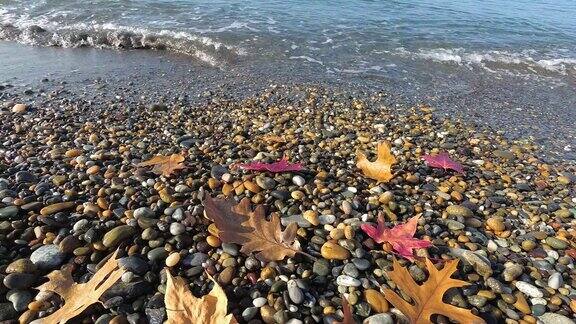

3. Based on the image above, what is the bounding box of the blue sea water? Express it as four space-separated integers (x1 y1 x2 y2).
1 0 575 78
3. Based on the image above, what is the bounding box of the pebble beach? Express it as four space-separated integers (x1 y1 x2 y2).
0 82 575 324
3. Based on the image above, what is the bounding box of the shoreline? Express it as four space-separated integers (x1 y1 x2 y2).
1 76 575 323
1 40 575 162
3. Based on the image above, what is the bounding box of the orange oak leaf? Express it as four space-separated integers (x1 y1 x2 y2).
356 141 397 183
137 154 186 177
165 271 237 324
384 258 486 324
203 195 301 261
361 215 431 260
31 251 124 324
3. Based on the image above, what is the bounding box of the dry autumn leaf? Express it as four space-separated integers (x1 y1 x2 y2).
165 271 237 324
203 195 302 261
335 297 356 324
384 258 486 324
31 251 124 324
137 154 185 177
356 141 396 183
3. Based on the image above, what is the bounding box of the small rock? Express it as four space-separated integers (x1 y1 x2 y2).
103 225 136 247
446 205 473 218
364 313 394 324
321 242 350 260
547 273 563 290
336 275 361 287
538 313 575 324
515 281 544 298
12 103 27 113
30 245 66 270
287 280 304 304
292 175 305 186
40 202 76 216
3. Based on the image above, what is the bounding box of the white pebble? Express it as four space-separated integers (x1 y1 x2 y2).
548 273 563 290
515 281 543 298
336 275 361 287
253 297 267 307
292 175 305 186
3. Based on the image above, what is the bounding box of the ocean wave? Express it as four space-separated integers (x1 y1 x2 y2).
0 13 244 67
397 48 576 76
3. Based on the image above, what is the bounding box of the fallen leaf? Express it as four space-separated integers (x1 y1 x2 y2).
335 297 356 324
165 271 237 324
235 157 303 173
384 258 486 324
32 251 124 324
422 152 464 174
356 141 396 183
361 215 431 260
204 195 301 261
137 154 186 177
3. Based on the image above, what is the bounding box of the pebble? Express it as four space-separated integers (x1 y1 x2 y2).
7 290 32 312
12 103 27 113
287 280 304 304
0 206 19 219
336 275 361 287
30 244 66 270
320 242 350 260
515 281 544 298
365 289 389 313
292 175 305 186
3 273 36 289
446 205 473 217
545 237 568 249
5 258 36 274
547 273 563 289
253 297 267 307
39 202 76 216
169 223 185 235
103 225 137 247
313 259 330 276
538 313 575 324
364 313 394 324
165 253 181 267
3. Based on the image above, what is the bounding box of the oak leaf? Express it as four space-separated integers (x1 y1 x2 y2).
165 271 237 324
335 297 356 324
137 154 186 177
361 215 431 260
422 152 464 174
356 141 396 183
203 195 301 261
235 157 303 173
384 258 486 324
31 251 124 324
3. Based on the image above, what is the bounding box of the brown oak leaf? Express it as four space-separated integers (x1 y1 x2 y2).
137 154 185 177
356 141 397 183
31 251 124 324
335 297 356 324
384 258 486 324
165 271 237 324
203 195 301 261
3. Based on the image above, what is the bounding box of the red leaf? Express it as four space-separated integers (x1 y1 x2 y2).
422 152 464 174
235 157 303 173
361 215 432 260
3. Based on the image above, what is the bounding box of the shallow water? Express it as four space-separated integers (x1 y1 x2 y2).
1 0 575 79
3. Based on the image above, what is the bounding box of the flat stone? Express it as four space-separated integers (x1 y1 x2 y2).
103 225 136 247
538 313 574 324
0 206 19 219
7 290 32 311
40 202 76 216
3 273 36 289
183 253 209 267
515 281 544 298
118 256 150 275
312 259 330 276
547 273 563 290
364 313 394 324
336 275 361 287
5 258 36 274
455 249 493 278
365 289 389 313
446 205 474 217
134 207 155 219
545 237 568 249
12 103 27 113
287 280 304 304
321 242 350 260
30 245 66 270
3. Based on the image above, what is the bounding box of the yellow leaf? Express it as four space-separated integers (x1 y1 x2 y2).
384 258 485 324
165 271 237 324
137 154 185 177
356 141 396 183
32 251 124 324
